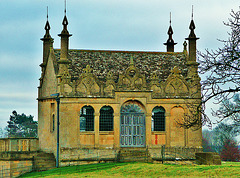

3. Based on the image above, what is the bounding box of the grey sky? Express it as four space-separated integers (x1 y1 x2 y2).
0 0 239 128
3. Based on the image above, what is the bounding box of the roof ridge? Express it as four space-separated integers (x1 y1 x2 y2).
53 48 184 54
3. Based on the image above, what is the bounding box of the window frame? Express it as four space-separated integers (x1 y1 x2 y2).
99 106 114 132
151 106 165 132
80 106 95 132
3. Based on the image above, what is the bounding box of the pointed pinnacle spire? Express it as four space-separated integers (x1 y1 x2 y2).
62 15 68 29
192 5 194 20
168 12 173 36
185 6 199 62
189 5 195 30
60 0 70 35
43 6 51 39
41 6 54 68
62 0 68 30
65 0 67 15
170 12 172 26
189 20 195 30
47 6 48 20
187 6 198 39
164 12 177 52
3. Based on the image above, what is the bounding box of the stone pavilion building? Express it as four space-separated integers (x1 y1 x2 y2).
38 12 202 163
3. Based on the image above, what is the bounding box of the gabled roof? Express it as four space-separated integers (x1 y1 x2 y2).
54 49 188 82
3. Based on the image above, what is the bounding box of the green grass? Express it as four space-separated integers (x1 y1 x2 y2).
19 162 240 178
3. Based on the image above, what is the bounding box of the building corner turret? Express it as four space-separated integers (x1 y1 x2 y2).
39 8 54 93
185 8 201 98
57 12 72 77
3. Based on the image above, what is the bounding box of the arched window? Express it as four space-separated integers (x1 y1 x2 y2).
152 106 165 131
80 106 94 131
100 106 114 131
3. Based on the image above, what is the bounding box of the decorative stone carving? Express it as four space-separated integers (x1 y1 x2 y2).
165 66 189 97
117 56 147 91
76 65 101 96
150 73 162 97
104 71 115 97
60 70 73 96
186 62 201 98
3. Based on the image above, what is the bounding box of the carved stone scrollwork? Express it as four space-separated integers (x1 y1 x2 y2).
150 73 162 97
76 65 101 97
186 63 201 98
189 76 201 98
164 66 189 97
117 56 147 91
104 71 115 97
60 70 73 96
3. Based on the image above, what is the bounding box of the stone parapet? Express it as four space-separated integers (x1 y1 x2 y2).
0 138 39 152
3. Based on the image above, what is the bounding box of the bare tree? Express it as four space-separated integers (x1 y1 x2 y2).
182 9 240 128
200 9 240 126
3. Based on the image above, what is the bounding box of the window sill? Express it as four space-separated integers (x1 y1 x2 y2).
79 131 95 135
151 131 166 135
99 131 114 135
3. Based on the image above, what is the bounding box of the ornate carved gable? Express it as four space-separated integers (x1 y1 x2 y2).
117 56 147 91
186 62 201 98
48 49 200 99
150 73 162 97
104 71 116 97
76 65 101 96
164 66 189 97
60 70 73 96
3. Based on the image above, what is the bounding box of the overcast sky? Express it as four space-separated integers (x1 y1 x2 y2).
0 0 239 128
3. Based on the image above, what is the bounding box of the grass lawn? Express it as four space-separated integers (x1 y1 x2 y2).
20 161 240 178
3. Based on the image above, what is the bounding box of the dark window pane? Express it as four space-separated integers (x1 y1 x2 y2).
100 106 114 131
152 107 165 131
80 106 94 131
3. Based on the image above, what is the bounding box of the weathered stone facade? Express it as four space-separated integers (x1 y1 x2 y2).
38 14 202 162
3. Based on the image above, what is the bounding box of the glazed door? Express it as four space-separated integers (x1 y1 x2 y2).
120 103 145 147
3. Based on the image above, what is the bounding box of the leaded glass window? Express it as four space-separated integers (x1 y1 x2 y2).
80 106 94 131
100 106 114 131
152 106 165 131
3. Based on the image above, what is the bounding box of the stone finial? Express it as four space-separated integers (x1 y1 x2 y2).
188 19 197 38
164 12 177 52
61 0 69 34
40 7 53 68
58 1 72 69
43 7 51 39
183 41 187 51
185 8 199 62
44 21 51 38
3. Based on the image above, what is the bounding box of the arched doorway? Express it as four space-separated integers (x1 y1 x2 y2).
120 100 145 147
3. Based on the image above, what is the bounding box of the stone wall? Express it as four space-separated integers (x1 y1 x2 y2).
0 160 33 178
0 138 39 152
60 147 118 166
149 146 203 161
0 138 39 177
59 146 203 166
38 94 202 156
